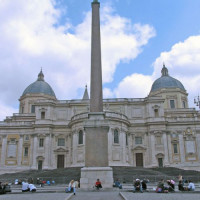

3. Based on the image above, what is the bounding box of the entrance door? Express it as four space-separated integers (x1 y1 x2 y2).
136 153 143 167
57 155 64 168
38 160 43 170
158 158 163 167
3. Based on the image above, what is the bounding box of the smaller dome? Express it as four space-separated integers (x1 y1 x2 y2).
150 64 185 93
22 70 56 97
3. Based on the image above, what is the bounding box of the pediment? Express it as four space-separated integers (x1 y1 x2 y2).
156 153 164 158
132 145 146 151
54 147 68 152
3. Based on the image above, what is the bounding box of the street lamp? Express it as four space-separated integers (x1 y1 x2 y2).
194 95 200 109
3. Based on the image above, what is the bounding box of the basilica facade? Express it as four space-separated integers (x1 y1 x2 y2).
1 0 200 174
0 65 200 174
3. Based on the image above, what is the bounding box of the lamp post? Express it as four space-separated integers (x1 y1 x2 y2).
194 95 200 109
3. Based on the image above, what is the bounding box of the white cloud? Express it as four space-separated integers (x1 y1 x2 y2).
0 0 155 120
113 74 153 98
112 35 200 109
153 35 200 107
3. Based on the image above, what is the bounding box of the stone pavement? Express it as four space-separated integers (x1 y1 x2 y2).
72 191 122 200
2 191 200 200
120 192 200 200
1 183 200 200
0 193 71 200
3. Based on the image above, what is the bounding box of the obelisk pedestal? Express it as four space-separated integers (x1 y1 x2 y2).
80 113 113 189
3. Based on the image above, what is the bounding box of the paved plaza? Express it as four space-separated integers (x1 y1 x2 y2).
1 191 200 200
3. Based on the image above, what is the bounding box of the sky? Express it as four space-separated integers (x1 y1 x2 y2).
0 0 200 121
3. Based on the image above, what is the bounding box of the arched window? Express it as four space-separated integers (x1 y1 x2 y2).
114 129 119 144
78 130 83 144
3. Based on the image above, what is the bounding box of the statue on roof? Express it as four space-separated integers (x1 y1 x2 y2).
161 63 169 76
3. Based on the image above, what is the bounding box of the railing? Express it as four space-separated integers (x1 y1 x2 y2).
165 108 196 113
71 111 129 122
13 113 35 117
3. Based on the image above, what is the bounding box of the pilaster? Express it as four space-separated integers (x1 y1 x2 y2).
163 132 170 166
0 135 7 166
17 135 23 166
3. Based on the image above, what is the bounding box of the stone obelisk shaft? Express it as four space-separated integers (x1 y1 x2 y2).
90 1 103 112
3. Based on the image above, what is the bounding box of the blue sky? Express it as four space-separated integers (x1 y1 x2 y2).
0 0 200 120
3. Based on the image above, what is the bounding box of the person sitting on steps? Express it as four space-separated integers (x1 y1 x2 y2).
113 179 122 189
95 179 102 190
66 180 76 195
133 179 143 193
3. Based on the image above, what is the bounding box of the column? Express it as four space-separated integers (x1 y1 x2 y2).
44 135 50 169
196 133 200 162
0 135 7 166
167 134 173 163
179 133 185 163
163 132 170 166
32 135 38 169
150 133 157 166
17 135 23 166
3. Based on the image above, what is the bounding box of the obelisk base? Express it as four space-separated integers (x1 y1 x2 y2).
80 167 113 189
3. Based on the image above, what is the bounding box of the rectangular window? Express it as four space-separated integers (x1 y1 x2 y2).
170 100 175 109
41 112 45 119
173 143 178 154
24 147 28 157
21 106 24 114
58 138 65 146
156 136 162 145
10 138 16 144
114 130 119 144
39 138 44 147
135 137 142 145
126 134 128 146
182 101 186 108
25 135 29 141
78 131 83 145
154 109 159 117
31 105 35 113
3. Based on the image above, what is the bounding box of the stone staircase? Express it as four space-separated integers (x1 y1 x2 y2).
113 167 200 183
0 167 200 184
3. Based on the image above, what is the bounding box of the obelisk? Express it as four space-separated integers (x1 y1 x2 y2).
80 0 113 189
90 0 103 112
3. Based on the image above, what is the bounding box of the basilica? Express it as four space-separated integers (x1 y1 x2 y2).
0 65 200 174
0 1 200 174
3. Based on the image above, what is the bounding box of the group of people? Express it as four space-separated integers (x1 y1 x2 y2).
156 177 195 193
156 179 175 193
36 178 55 187
66 178 103 195
22 181 37 192
0 181 10 195
133 179 149 193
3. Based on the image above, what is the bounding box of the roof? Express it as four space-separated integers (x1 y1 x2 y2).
150 65 185 93
22 70 56 97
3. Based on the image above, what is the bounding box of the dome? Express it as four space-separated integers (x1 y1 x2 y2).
150 65 185 93
22 70 56 97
